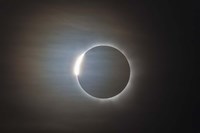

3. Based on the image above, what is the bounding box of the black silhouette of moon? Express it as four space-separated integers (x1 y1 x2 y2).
77 45 130 99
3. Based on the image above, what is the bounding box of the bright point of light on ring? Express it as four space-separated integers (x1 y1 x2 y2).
74 53 85 76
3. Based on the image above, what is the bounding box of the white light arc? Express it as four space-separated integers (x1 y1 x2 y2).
74 53 85 76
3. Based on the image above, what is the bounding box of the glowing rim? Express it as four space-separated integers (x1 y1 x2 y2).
74 43 133 101
74 53 85 76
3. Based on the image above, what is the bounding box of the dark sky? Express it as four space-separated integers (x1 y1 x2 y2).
1 0 198 133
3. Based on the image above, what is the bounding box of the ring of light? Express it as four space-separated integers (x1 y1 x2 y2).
74 44 132 101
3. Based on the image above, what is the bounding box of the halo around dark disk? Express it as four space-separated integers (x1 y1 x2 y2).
77 45 130 99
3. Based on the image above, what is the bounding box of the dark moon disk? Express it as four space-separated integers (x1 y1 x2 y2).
78 46 130 99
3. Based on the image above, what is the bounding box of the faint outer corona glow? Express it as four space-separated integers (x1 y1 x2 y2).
74 43 133 102
74 53 85 76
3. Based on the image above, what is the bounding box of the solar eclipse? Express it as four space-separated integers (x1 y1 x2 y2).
74 45 131 99
2 1 195 132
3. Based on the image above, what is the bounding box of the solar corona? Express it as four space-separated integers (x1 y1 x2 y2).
74 44 131 100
